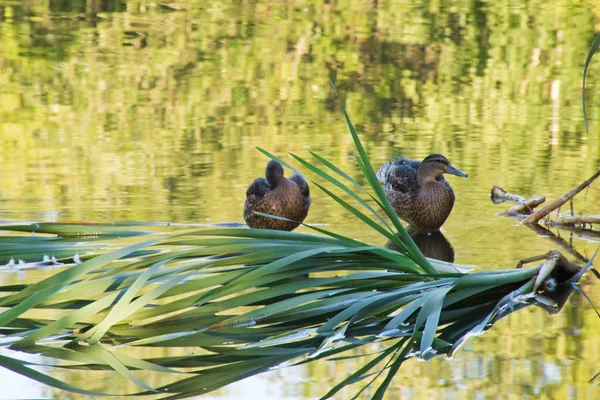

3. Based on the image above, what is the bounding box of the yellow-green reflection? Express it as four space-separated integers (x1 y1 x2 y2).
1 0 600 398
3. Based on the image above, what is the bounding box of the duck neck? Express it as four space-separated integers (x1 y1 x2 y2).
267 175 283 188
417 167 437 186
265 171 283 189
266 163 284 188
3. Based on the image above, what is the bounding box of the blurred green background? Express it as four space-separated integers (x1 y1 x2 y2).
1 0 600 398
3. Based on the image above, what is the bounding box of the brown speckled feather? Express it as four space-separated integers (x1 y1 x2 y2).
244 173 310 231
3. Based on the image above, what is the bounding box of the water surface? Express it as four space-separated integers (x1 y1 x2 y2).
1 0 600 398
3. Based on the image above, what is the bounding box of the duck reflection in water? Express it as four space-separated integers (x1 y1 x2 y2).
385 226 455 263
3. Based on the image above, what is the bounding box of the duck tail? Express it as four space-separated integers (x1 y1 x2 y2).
376 161 394 184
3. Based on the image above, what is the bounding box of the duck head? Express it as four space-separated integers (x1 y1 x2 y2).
265 160 285 188
417 154 467 184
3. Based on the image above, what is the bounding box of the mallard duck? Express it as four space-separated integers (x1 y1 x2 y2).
244 160 311 231
376 154 467 230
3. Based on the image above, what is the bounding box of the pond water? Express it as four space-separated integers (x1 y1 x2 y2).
1 0 600 398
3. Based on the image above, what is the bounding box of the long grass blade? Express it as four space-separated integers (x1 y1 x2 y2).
320 342 401 400
311 182 399 244
583 32 600 133
0 237 162 308
289 152 394 232
329 79 434 274
86 344 157 392
0 354 114 396
86 258 173 343
371 340 413 400
13 292 120 347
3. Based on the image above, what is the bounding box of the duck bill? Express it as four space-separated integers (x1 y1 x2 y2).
448 165 468 177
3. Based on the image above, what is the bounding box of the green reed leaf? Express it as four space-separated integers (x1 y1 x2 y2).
583 32 600 133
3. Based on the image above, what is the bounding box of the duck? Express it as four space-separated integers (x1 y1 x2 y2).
376 154 467 230
244 160 311 231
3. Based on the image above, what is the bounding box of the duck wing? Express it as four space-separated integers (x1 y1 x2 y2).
377 157 419 190
377 157 449 189
289 174 309 198
394 157 421 171
246 178 270 199
386 163 419 194
290 173 312 208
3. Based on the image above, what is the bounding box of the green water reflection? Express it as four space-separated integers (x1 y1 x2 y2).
1 0 600 398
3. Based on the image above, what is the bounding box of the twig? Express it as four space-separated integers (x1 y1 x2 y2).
522 169 600 224
501 196 546 216
570 198 575 216
553 214 600 226
514 249 581 281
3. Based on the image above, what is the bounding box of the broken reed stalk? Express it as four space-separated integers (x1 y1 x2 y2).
521 169 600 224
503 196 546 215
553 214 600 226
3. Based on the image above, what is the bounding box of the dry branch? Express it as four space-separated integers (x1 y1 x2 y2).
515 249 581 277
553 214 600 226
522 169 600 224
502 196 546 215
